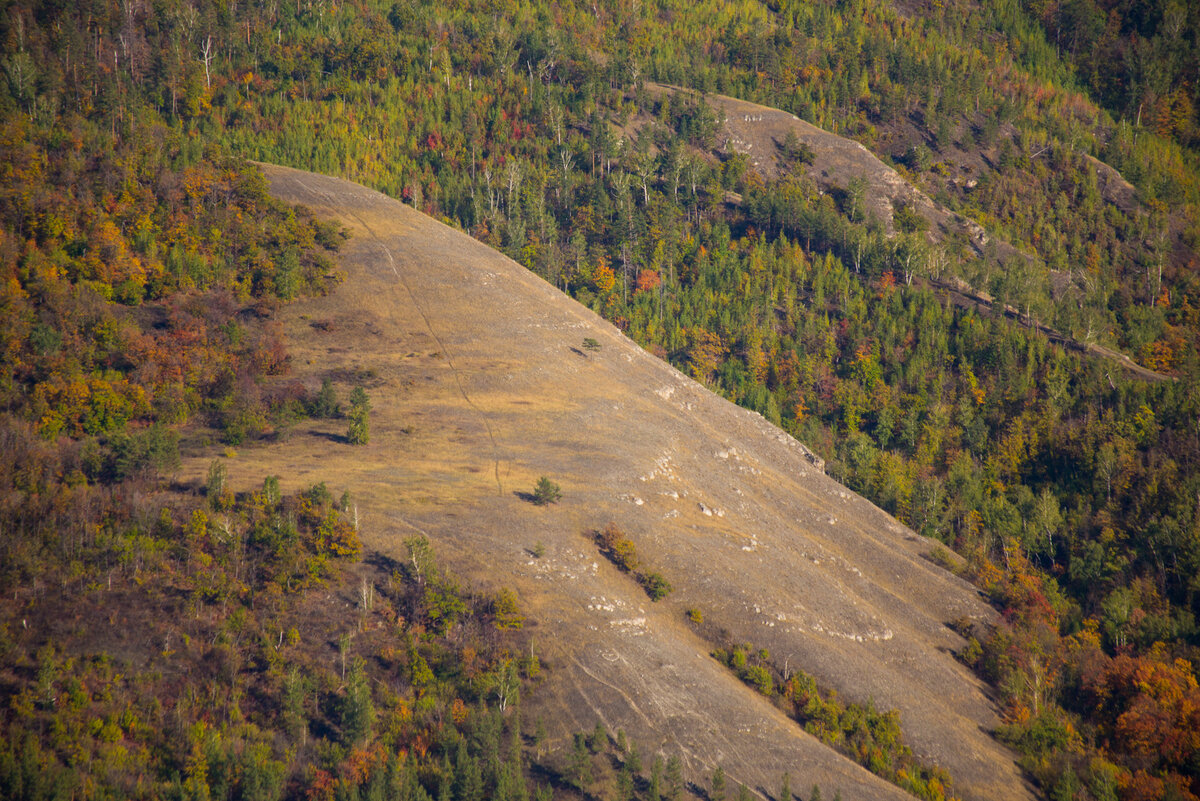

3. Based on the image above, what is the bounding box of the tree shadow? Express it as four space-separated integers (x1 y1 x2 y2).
168 478 203 494
311 430 348 444
364 551 403 575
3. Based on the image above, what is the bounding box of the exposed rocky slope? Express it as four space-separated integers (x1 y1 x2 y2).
180 164 1035 801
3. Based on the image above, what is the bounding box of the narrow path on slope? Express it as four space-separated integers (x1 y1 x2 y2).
289 172 507 496
243 163 1036 801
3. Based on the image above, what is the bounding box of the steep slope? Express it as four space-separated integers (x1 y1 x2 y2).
653 84 1172 383
646 83 989 249
181 164 1034 801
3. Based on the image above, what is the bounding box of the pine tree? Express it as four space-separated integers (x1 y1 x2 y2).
282 667 308 742
589 720 608 753
437 757 454 801
570 733 592 790
712 767 727 801
347 385 371 445
340 657 375 745
626 743 642 774
311 377 340 418
649 757 663 801
666 755 683 801
531 476 561 505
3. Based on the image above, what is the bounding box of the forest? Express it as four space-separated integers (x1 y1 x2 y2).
1 0 1198 798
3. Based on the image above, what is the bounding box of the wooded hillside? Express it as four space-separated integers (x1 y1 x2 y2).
1 0 1199 799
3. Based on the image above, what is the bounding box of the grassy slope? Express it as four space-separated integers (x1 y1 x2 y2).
170 162 1036 801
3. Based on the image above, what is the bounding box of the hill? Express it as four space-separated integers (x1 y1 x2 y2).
4 1 1200 798
175 163 1035 801
645 83 1173 383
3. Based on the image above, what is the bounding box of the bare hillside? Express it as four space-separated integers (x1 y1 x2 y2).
179 164 1034 801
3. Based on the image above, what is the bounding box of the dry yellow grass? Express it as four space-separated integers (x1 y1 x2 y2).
177 164 1034 801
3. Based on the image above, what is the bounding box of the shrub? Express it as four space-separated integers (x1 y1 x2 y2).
492 588 525 630
744 664 774 695
596 523 638 570
641 571 672 601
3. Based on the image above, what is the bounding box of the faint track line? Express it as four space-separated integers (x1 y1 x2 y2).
292 176 506 496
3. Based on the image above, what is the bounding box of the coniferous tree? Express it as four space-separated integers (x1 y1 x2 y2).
589 720 608 753
347 386 371 445
626 743 642 774
570 733 592 790
649 756 664 801
666 755 684 801
712 766 727 801
312 378 341 418
531 476 562 505
340 657 375 745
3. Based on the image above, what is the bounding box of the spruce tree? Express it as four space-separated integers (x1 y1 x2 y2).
712 767 727 801
649 757 663 801
311 377 340 418
666 755 683 801
347 385 371 445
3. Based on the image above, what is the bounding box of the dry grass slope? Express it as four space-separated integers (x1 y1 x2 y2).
178 164 1035 801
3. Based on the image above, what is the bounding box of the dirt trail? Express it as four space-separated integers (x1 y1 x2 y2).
931 276 1174 383
179 164 1036 801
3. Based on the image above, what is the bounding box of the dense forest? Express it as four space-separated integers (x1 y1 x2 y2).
1 0 1199 798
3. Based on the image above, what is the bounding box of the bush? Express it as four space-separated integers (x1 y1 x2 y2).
744 664 774 695
641 571 672 601
596 523 638 570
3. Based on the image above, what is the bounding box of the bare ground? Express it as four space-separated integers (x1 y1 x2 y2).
178 164 1036 801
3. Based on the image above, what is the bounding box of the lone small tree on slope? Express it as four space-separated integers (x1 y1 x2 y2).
532 476 562 505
